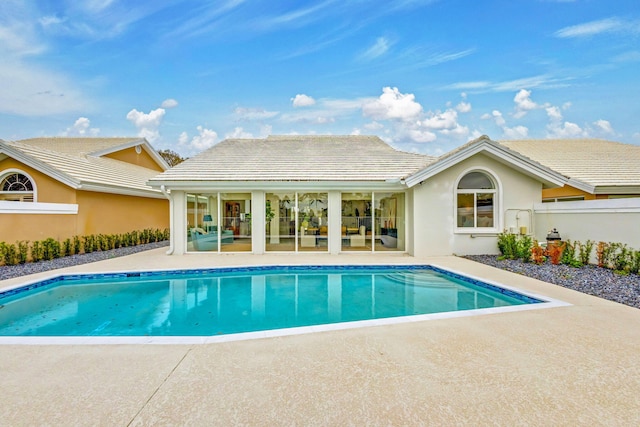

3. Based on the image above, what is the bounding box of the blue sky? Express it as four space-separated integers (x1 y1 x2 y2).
1 0 639 157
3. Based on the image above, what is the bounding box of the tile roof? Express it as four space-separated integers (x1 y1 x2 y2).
2 138 163 196
150 135 435 183
498 139 640 188
15 137 144 156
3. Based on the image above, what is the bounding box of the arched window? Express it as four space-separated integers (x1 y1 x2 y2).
0 172 35 202
456 171 496 229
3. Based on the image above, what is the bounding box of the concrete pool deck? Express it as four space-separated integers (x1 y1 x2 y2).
1 249 640 425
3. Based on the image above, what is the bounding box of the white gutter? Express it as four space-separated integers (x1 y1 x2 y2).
160 185 174 255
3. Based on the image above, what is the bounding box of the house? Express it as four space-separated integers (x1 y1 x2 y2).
148 134 570 256
0 137 170 243
499 139 640 202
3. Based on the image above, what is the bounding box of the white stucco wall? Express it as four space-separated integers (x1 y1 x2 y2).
534 198 640 251
411 153 543 257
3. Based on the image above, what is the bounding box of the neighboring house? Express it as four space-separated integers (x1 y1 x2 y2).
0 137 170 243
149 134 578 257
499 139 640 202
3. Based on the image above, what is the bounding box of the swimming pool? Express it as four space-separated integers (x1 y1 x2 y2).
0 265 557 344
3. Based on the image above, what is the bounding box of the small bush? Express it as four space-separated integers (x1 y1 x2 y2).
42 238 61 261
73 236 82 254
31 240 44 262
577 240 594 265
62 239 72 257
611 243 631 272
516 234 533 262
497 233 518 260
17 241 29 264
630 251 640 275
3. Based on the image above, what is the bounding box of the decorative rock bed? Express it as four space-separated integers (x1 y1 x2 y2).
0 241 169 281
465 255 640 309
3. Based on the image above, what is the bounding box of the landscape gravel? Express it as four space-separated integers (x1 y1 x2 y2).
0 241 169 281
465 255 640 309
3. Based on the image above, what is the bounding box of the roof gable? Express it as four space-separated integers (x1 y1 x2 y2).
1 138 165 198
404 135 568 188
16 137 169 171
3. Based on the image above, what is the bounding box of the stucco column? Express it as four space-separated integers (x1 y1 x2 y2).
328 190 341 254
252 191 265 254
172 190 186 255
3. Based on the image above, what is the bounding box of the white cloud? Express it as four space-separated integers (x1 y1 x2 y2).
180 126 219 152
545 106 584 138
502 125 529 139
456 101 471 113
358 36 392 61
161 98 178 108
362 87 423 121
126 107 166 142
291 94 316 107
407 128 437 143
63 117 100 136
491 110 506 127
234 106 279 120
554 17 635 38
225 127 253 139
513 89 539 118
592 119 614 134
545 106 563 121
420 109 458 130
0 60 88 116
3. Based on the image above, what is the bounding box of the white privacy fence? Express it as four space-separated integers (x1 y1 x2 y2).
533 198 640 249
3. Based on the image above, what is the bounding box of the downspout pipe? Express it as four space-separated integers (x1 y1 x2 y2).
160 185 174 255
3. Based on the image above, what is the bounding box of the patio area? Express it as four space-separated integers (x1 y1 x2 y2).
2 248 640 425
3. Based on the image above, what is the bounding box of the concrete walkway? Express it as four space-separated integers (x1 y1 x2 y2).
1 249 640 426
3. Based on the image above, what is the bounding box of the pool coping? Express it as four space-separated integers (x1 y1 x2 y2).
0 263 570 345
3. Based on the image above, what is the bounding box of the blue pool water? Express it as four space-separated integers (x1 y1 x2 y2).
0 265 542 337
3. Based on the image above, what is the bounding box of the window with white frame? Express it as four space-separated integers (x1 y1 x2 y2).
0 172 35 202
456 171 496 229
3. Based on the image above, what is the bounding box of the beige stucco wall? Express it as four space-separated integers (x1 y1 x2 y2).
76 191 168 235
103 147 164 172
534 199 640 251
0 158 76 203
411 153 543 257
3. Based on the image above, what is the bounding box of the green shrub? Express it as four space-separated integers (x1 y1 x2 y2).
577 240 594 265
31 240 44 262
73 236 82 254
497 233 518 259
1 242 19 266
62 239 72 257
561 240 581 267
42 238 61 261
17 241 29 264
630 251 640 275
611 243 631 272
516 234 533 262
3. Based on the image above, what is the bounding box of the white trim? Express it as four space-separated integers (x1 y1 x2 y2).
147 180 408 192
0 168 38 202
566 178 595 194
89 138 170 171
453 167 502 234
77 183 166 199
534 197 640 214
404 137 567 189
0 201 78 214
0 142 80 189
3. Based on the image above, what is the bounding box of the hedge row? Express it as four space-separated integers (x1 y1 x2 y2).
0 228 169 266
497 233 640 275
